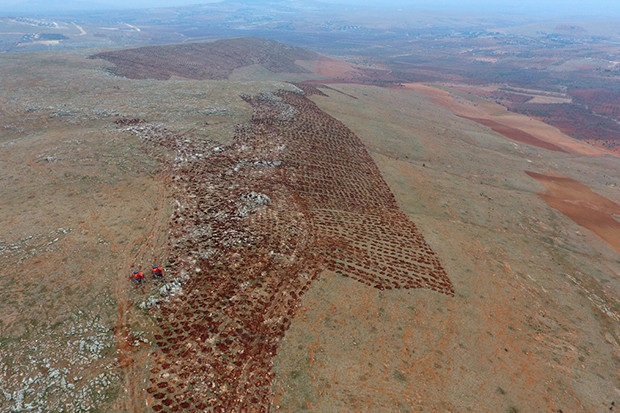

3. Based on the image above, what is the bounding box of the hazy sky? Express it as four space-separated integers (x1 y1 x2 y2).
2 0 620 17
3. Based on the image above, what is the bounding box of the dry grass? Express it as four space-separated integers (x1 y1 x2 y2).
272 83 620 413
0 49 303 411
2 45 618 412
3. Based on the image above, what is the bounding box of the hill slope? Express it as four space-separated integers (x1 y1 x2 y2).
91 37 319 80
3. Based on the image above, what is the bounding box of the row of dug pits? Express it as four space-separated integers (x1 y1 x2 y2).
122 84 453 412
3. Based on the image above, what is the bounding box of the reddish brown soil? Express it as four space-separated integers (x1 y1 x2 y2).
472 87 620 151
526 171 620 254
460 115 568 153
91 37 318 80
308 56 361 79
506 103 620 151
134 87 452 411
570 88 620 117
404 82 609 156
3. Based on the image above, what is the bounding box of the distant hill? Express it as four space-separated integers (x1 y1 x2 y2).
91 37 319 80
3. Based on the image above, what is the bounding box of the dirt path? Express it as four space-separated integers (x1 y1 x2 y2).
72 167 171 412
114 175 171 412
72 22 87 36
0 107 173 411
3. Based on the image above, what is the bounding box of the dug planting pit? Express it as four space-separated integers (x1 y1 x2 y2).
130 86 452 411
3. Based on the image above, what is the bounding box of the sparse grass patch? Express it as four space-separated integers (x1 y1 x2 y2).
393 370 407 383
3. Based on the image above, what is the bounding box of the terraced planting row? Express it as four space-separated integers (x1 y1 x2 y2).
278 86 453 296
127 85 452 411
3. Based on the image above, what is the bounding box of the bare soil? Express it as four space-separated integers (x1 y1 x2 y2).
297 56 362 80
272 83 620 413
460 115 568 153
525 171 620 254
403 82 610 157
2 43 618 413
135 85 452 412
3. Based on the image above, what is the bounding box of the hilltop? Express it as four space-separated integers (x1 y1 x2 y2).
91 37 319 80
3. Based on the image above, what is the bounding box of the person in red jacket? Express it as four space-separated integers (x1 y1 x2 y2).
151 265 164 281
132 270 145 285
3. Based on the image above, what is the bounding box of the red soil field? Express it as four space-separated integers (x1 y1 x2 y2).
461 116 568 153
570 88 620 118
526 171 620 254
404 82 608 156
507 103 620 153
479 87 620 153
